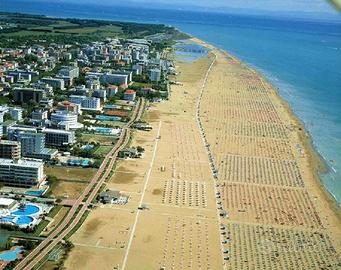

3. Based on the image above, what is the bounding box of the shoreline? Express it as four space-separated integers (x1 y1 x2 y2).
63 31 340 269
188 37 341 221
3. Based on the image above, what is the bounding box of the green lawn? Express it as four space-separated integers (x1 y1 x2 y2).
97 120 126 128
93 146 113 156
45 166 97 182
4 24 122 37
80 133 117 143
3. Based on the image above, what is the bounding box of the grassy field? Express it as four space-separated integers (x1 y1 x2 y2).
0 12 188 47
131 82 153 88
53 25 122 35
96 120 126 128
46 166 97 199
52 181 89 200
41 207 70 236
93 146 113 156
79 134 118 144
45 166 97 182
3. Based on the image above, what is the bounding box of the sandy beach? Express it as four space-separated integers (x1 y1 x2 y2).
63 38 341 270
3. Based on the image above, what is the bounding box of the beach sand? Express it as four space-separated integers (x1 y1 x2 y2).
63 38 341 270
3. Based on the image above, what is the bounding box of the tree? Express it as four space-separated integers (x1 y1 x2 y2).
137 146 145 153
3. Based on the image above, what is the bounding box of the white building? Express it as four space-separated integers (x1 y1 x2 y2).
70 95 101 111
32 109 48 121
0 198 17 209
51 110 83 129
101 73 128 86
0 105 9 123
9 107 23 121
41 77 65 90
58 66 79 79
69 95 85 105
0 158 45 188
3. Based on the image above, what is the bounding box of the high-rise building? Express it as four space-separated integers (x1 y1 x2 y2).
16 132 57 160
70 95 101 111
92 89 107 101
100 73 128 85
12 88 46 104
8 107 23 121
43 128 75 147
17 132 45 157
58 66 79 79
0 140 21 159
0 158 45 188
32 109 48 121
41 77 65 90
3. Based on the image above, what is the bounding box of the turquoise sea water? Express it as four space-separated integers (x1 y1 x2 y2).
1 1 341 205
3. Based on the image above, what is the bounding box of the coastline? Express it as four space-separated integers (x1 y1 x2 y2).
63 33 340 269
190 37 341 220
1 9 340 268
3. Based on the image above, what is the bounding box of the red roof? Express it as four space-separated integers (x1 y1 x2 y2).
125 89 136 94
106 110 129 117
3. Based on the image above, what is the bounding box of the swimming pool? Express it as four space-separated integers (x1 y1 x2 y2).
11 205 40 216
95 127 113 133
0 247 23 262
81 160 90 167
16 216 34 225
0 215 34 226
0 216 15 222
96 115 122 121
68 159 91 167
25 190 45 197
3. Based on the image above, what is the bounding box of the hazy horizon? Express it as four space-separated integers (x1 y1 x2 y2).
2 0 341 21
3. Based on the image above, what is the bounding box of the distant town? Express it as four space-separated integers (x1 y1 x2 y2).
0 12 182 269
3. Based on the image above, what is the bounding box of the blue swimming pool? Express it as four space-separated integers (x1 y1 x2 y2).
68 159 91 167
0 247 23 262
0 216 15 222
0 215 34 226
25 190 45 197
11 205 40 216
95 127 112 133
81 160 90 167
16 216 34 225
96 115 122 121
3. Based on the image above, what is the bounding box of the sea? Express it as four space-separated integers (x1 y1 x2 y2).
1 1 341 206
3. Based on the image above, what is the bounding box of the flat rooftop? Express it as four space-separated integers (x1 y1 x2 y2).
43 128 74 134
0 140 20 146
0 158 44 168
0 197 16 206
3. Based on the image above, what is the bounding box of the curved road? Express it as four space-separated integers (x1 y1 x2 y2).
14 98 145 270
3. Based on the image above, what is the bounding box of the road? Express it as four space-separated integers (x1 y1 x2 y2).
14 98 145 270
195 52 227 269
